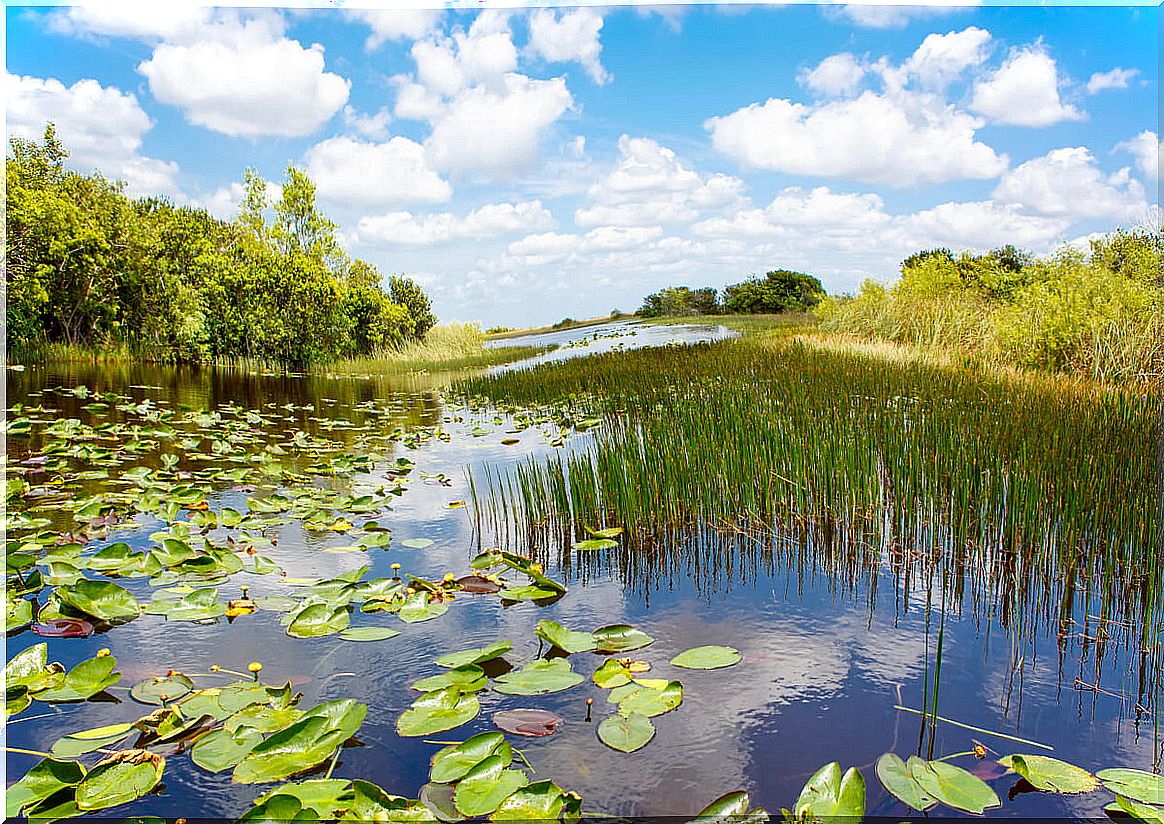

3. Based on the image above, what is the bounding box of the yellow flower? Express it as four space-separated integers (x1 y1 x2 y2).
248 661 262 673
209 664 220 672
96 648 111 657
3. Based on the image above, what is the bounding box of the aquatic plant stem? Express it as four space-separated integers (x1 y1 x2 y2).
7 747 53 758
892 705 1054 750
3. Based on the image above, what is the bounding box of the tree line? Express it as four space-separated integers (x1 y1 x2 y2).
6 124 435 368
636 270 826 318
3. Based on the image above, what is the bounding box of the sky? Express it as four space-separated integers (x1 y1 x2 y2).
6 2 1160 327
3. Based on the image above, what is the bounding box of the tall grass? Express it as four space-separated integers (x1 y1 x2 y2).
328 323 547 374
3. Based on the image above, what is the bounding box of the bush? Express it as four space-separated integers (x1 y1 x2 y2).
722 270 825 314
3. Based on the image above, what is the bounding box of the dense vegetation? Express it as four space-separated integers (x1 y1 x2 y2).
818 233 1162 384
6 125 434 368
636 270 826 318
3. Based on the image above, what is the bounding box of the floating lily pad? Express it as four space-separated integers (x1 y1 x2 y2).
1097 769 1164 805
399 593 449 624
435 641 513 669
32 617 94 638
430 732 512 784
617 680 683 718
75 750 165 811
401 538 435 549
593 659 633 689
51 722 136 759
492 709 564 737
287 602 350 638
499 585 562 602
55 579 141 621
191 726 264 773
453 755 528 817
413 665 488 693
876 754 937 812
593 624 653 653
693 790 769 822
597 712 655 753
571 539 618 552
455 575 501 594
397 687 481 737
5 757 86 818
490 780 568 821
131 673 195 705
35 654 121 702
584 526 624 539
8 598 34 632
492 659 583 696
338 626 401 642
1108 795 1164 823
910 759 999 815
670 645 741 670
794 761 866 820
233 716 348 784
535 619 596 653
1000 754 1098 794
145 587 226 622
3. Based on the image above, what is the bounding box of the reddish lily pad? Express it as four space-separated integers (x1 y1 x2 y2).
32 618 95 638
455 575 501 594
493 709 564 737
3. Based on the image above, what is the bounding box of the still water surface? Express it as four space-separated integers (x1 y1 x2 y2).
4 349 1157 821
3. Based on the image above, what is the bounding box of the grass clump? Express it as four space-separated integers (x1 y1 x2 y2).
328 323 546 375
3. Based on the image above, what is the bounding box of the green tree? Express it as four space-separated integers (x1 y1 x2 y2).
389 274 436 338
722 270 825 314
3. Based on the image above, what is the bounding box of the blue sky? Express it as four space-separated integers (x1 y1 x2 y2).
7 3 1159 327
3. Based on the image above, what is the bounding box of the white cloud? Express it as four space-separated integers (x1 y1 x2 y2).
47 3 210 40
138 15 350 138
355 200 554 247
408 12 518 99
903 27 991 89
901 200 1070 249
575 135 746 227
5 72 180 197
970 45 1084 127
349 9 443 49
342 105 392 140
822 1 972 30
1086 67 1139 94
706 91 1008 186
799 53 866 97
189 179 282 221
424 73 573 179
527 8 611 85
992 147 1147 220
303 135 452 207
1114 131 1160 182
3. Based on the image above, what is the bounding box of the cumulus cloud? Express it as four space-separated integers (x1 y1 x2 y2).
354 200 554 247
1086 67 1139 94
138 14 349 138
527 8 611 85
189 179 282 221
992 147 1147 220
1114 131 1160 181
799 53 866 97
706 91 1007 186
971 45 1084 127
900 200 1071 249
342 105 391 140
303 135 452 207
903 27 992 89
574 135 746 227
822 1 972 30
47 3 210 40
349 9 443 49
6 72 180 197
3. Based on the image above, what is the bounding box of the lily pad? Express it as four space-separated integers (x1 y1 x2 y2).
617 680 683 718
453 754 528 817
492 659 584 696
51 722 136 759
535 619 596 653
670 646 742 670
399 593 449 624
693 790 769 821
6 757 86 818
593 659 633 689
490 780 567 821
793 761 866 820
31 618 94 638
910 759 999 815
397 687 481 737
413 665 488 693
75 750 165 811
1109 795 1164 823
571 539 617 552
55 579 141 621
1097 769 1164 805
597 712 655 753
492 709 564 737
191 726 264 773
131 673 195 705
287 602 350 638
584 526 624 539
1000 754 1098 794
144 587 226 622
430 732 512 784
875 754 937 812
435 641 513 669
593 624 653 653
35 654 121 702
233 716 348 784
401 538 435 549
338 626 401 642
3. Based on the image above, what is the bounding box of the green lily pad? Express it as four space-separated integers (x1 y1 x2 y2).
1097 769 1164 805
693 790 769 821
399 593 449 624
875 754 937 812
233 716 348 784
130 673 195 705
144 587 226 622
499 585 562 602
793 761 866 820
490 780 567 821
453 754 528 817
413 665 488 693
346 779 437 821
6 757 86 818
492 659 584 696
287 602 350 638
35 654 121 702
75 750 165 811
251 778 352 818
910 759 999 815
55 579 141 621
1000 754 1098 794
397 687 481 737
338 626 401 642
7 597 33 632
535 619 596 653
430 732 512 784
1109 795 1164 823
617 680 683 718
571 539 618 552
584 526 623 539
4 643 64 693
670 645 742 670
401 538 435 549
597 712 655 753
191 726 264 773
593 659 633 689
435 641 513 669
51 722 136 759
593 624 653 653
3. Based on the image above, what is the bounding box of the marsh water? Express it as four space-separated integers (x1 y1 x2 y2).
4 344 1159 821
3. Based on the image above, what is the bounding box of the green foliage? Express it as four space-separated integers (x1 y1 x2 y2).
722 270 826 314
820 230 1162 383
637 286 719 318
6 124 437 368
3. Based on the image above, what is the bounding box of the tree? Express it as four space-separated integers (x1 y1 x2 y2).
722 270 825 314
389 275 436 338
636 286 719 317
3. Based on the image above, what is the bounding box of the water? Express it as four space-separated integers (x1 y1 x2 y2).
4 359 1158 821
485 320 737 373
